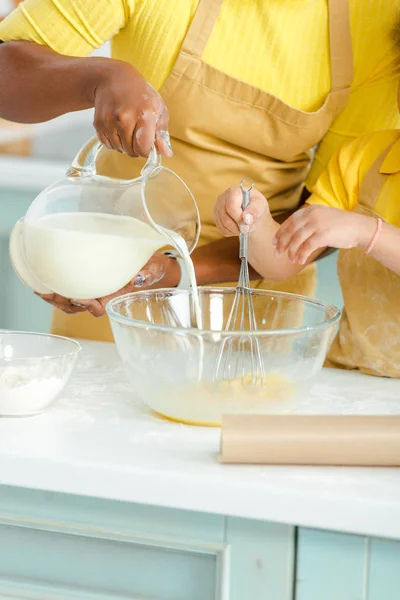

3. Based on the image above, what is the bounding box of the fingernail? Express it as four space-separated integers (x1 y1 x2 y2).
239 224 250 234
71 300 87 308
274 248 281 257
272 237 277 246
158 130 173 156
243 213 253 225
133 274 147 287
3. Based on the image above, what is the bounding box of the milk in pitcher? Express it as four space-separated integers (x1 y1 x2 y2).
24 211 203 330
23 212 167 299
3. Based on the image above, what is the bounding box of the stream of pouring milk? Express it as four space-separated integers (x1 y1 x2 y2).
23 212 203 328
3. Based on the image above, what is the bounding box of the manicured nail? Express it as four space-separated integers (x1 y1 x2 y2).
272 237 277 246
133 274 146 287
239 224 250 234
71 300 87 308
158 130 173 156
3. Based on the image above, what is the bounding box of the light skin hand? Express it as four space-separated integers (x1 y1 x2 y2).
273 205 376 264
214 186 270 236
214 186 310 281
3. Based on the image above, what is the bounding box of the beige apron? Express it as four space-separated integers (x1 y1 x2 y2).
326 141 400 377
52 0 353 341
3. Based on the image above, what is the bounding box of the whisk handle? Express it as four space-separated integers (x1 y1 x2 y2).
239 233 248 259
240 178 253 210
239 179 252 259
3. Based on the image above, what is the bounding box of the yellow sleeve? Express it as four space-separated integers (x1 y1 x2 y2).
0 0 133 56
307 130 400 211
306 134 376 211
307 79 400 190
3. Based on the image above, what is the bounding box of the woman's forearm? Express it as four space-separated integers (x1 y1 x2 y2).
191 223 305 286
0 41 115 123
191 237 261 285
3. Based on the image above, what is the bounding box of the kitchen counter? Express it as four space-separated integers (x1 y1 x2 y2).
0 340 399 541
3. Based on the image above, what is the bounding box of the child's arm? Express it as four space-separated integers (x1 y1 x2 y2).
214 134 400 281
214 187 324 281
360 220 400 275
214 187 400 281
273 205 400 275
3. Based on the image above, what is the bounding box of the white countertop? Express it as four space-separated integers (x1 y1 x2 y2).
0 341 399 539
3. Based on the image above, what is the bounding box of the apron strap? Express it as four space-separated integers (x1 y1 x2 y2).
328 0 353 92
358 140 398 211
180 0 224 58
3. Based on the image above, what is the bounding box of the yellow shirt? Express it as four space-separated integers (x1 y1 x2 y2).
307 129 400 227
0 0 400 188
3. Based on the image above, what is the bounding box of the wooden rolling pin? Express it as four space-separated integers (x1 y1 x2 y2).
220 415 400 466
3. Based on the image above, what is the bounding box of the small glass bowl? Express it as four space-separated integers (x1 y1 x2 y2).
0 331 81 417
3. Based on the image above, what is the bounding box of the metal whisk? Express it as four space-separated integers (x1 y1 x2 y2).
213 179 265 385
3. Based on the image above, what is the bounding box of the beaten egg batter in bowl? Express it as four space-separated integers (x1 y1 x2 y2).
107 288 340 426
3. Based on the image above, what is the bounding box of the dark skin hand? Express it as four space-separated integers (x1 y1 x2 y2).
37 254 180 317
0 42 329 317
36 237 261 317
37 190 330 318
0 41 172 157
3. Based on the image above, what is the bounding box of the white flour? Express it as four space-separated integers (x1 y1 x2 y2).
0 365 65 416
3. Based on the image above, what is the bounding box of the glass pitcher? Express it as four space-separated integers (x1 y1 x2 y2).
9 137 200 300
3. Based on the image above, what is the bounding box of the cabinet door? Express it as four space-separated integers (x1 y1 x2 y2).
0 487 227 600
0 522 220 600
295 528 400 600
0 486 298 600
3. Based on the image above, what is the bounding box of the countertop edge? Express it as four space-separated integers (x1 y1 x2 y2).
0 456 397 541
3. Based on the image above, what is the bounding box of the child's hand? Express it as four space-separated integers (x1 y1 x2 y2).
214 187 270 236
273 205 376 264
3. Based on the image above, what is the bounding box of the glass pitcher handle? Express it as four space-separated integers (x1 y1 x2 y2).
66 136 162 180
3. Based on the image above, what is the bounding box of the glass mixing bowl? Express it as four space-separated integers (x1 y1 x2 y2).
107 288 341 426
0 331 81 417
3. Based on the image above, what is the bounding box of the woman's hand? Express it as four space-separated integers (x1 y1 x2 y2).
37 253 180 317
214 187 270 236
0 43 172 158
93 61 172 158
273 205 376 264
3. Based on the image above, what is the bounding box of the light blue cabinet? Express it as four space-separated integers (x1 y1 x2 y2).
0 485 399 600
0 187 51 333
0 485 294 600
